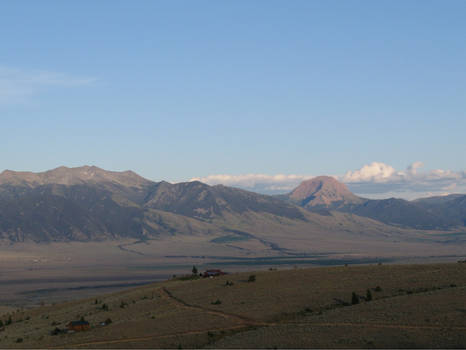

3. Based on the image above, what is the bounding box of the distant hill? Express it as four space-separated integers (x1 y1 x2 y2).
287 176 364 208
283 177 466 230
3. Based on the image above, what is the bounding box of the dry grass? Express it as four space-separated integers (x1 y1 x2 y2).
166 263 466 322
0 263 465 348
212 287 466 348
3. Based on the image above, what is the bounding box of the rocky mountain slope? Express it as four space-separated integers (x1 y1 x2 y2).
284 176 466 230
0 166 307 243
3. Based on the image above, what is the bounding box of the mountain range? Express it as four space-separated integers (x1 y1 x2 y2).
0 166 464 251
283 176 466 229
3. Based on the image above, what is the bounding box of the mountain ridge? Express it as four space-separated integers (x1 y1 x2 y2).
284 176 466 230
0 166 464 245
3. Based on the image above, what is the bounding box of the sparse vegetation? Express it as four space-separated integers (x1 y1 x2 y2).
248 275 256 282
366 289 372 301
50 327 62 336
0 263 464 349
351 292 359 305
101 303 109 311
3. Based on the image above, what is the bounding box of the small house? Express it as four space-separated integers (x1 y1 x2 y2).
203 269 226 278
66 320 90 332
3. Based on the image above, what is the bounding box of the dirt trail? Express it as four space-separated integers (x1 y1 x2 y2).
60 287 466 348
57 324 251 348
160 287 266 326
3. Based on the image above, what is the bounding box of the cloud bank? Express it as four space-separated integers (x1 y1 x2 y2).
0 66 96 104
191 162 466 200
190 174 313 194
342 162 466 199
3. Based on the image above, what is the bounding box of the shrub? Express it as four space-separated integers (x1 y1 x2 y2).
50 327 61 336
211 299 222 305
120 301 127 308
366 289 372 301
374 286 382 292
16 338 23 343
5 316 12 326
104 318 112 324
192 265 198 275
101 303 109 311
351 292 359 305
225 280 234 286
248 275 256 282
0 320 3 327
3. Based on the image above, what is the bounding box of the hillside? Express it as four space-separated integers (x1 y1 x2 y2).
1 263 465 348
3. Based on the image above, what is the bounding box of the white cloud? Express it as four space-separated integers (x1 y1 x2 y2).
407 161 423 176
341 162 466 199
0 66 96 104
192 162 466 200
190 174 313 194
343 162 400 183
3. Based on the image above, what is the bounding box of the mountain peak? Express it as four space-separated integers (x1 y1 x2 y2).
289 176 362 207
0 166 152 188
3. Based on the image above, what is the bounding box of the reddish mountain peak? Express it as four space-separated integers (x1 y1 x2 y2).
289 176 361 207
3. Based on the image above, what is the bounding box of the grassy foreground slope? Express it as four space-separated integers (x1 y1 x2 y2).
1 263 465 348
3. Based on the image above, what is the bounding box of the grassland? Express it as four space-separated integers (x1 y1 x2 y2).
0 262 465 348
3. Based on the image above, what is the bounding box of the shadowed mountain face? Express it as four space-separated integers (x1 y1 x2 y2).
0 166 306 242
284 177 466 230
144 181 305 220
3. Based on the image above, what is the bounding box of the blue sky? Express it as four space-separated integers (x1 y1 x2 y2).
1 1 465 198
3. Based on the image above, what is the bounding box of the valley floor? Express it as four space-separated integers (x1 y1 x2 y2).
0 239 464 308
0 262 465 348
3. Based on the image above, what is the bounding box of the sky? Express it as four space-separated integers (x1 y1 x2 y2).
1 1 465 199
